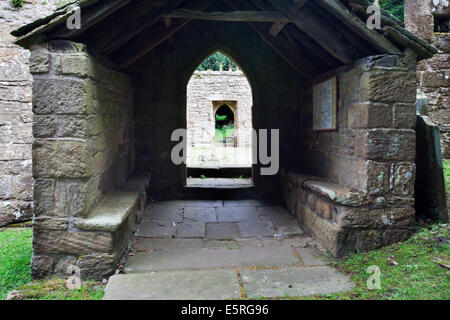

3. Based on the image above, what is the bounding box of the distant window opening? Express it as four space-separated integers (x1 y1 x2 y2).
434 15 449 33
215 104 235 144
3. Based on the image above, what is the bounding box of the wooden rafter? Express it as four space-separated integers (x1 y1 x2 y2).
224 0 318 79
163 9 290 22
88 0 186 54
266 0 359 64
110 0 216 68
268 0 309 36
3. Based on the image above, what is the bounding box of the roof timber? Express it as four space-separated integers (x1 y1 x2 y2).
12 0 437 74
110 0 217 68
163 9 290 22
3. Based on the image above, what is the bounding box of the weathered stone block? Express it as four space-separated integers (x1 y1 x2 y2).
29 49 49 74
33 230 114 254
33 179 54 216
13 174 33 201
58 53 95 78
33 139 90 178
33 216 68 230
421 70 450 88
31 254 54 279
367 161 390 196
364 129 416 161
360 71 416 103
392 162 416 196
0 200 33 227
55 115 88 138
33 78 93 115
0 62 31 81
393 103 416 129
33 115 55 137
347 102 392 128
336 206 415 229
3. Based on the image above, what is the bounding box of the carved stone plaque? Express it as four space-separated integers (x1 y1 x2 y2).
313 77 337 131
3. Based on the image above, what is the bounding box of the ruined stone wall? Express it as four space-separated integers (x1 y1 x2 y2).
283 54 418 256
30 41 134 278
186 70 252 147
0 0 61 226
405 0 450 159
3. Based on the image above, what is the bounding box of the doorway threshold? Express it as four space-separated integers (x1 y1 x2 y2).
186 178 254 189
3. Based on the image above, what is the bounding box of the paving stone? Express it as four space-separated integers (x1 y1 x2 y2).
205 222 239 240
185 200 223 207
240 267 354 298
143 206 183 222
295 247 329 266
136 220 176 238
271 216 304 236
132 238 204 251
176 221 205 238
239 221 276 238
224 199 264 207
257 206 292 220
184 207 217 222
124 246 301 273
282 236 311 248
216 206 259 222
104 269 240 300
203 240 239 249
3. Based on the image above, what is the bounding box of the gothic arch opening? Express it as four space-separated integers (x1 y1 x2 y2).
186 51 253 187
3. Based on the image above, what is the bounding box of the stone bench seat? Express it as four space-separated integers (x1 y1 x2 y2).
286 172 364 207
76 191 139 232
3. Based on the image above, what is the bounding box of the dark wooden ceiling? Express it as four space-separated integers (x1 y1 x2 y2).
13 0 437 79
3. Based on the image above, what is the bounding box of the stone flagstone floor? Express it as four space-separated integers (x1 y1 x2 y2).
103 199 354 300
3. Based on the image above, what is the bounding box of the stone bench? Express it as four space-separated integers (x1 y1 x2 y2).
282 170 414 258
76 191 139 232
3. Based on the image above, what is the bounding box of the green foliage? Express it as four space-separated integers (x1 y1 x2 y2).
0 228 32 299
380 0 404 22
198 51 238 71
216 114 228 121
11 0 25 8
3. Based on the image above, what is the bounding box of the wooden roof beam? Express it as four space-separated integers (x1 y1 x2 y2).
266 0 359 64
224 0 318 79
110 0 216 68
163 9 290 22
268 0 309 36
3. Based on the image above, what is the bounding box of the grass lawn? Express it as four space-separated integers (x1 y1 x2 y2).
0 227 104 300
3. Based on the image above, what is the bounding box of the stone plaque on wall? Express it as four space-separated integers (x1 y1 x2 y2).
313 77 337 131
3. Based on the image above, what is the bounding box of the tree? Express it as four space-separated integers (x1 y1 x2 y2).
380 0 404 22
197 51 238 71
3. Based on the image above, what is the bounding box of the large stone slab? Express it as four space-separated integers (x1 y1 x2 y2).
132 238 204 251
176 221 205 238
184 207 217 222
238 221 276 238
216 207 259 222
240 267 354 298
205 222 239 240
185 200 223 207
124 246 301 273
104 270 240 300
142 206 183 222
224 199 264 207
136 220 177 238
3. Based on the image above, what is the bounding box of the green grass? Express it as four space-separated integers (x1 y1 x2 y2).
0 228 33 299
0 228 104 300
215 126 234 142
444 160 450 191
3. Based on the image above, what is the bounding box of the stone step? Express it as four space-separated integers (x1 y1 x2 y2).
103 266 354 300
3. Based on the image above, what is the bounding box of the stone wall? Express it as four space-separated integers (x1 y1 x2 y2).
0 0 61 226
186 70 252 147
30 40 135 278
405 0 450 159
283 53 418 256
